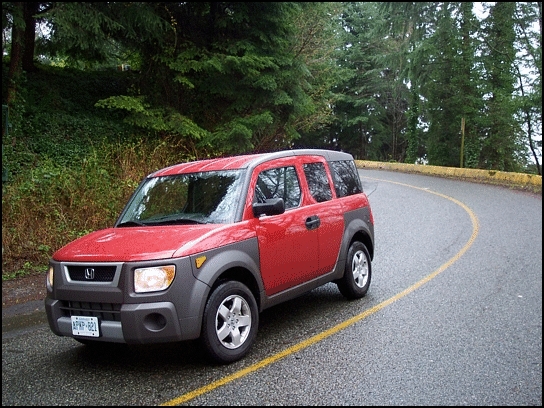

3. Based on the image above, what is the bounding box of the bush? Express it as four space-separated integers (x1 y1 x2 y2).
2 66 207 279
2 138 193 278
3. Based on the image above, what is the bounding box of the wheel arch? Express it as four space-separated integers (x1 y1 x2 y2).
327 207 373 285
341 209 375 263
210 267 262 310
190 238 264 313
351 229 374 261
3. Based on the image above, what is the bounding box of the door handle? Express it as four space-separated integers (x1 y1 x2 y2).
305 215 320 230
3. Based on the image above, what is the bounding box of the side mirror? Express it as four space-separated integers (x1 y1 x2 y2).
253 198 285 217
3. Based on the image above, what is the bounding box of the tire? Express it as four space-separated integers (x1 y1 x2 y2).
201 281 259 364
337 241 371 300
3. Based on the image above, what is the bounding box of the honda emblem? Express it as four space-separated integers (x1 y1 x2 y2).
84 268 95 280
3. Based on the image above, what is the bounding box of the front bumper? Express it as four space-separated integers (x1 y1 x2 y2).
45 298 201 344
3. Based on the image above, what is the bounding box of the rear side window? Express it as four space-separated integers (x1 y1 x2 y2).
329 160 363 197
255 166 301 209
303 162 333 202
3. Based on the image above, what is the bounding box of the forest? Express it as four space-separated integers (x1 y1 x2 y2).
1 2 542 278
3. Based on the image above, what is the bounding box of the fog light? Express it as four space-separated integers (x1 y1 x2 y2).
143 313 167 331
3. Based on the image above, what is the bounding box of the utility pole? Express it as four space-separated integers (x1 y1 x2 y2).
460 117 465 168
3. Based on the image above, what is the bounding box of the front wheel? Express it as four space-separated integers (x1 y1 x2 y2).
337 241 371 300
201 281 259 364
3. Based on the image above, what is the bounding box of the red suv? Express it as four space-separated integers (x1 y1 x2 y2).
45 149 375 363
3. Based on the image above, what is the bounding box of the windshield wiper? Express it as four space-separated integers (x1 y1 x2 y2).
116 220 146 227
149 218 207 225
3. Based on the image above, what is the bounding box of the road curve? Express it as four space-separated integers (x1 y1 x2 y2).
2 170 541 406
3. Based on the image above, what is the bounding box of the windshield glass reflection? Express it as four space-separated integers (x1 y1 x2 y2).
118 170 245 225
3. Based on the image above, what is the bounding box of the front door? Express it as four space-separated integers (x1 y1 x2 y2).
253 164 320 296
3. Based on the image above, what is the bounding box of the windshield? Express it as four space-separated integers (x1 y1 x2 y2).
117 170 245 226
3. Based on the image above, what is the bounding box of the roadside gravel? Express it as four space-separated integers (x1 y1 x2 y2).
2 273 46 318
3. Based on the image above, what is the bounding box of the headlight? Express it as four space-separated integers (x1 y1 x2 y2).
134 265 176 293
47 265 54 289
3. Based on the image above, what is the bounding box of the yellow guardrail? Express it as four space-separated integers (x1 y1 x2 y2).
355 160 542 194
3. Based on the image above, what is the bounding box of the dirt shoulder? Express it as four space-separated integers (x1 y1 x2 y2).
2 273 46 312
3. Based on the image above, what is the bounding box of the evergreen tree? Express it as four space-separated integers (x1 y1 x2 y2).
322 2 411 161
512 2 542 174
2 1 541 170
480 2 521 171
91 2 331 155
457 2 483 169
326 2 386 159
422 2 485 168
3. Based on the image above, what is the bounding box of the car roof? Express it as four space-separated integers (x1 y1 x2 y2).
149 149 354 177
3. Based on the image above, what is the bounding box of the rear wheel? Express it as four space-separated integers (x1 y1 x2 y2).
337 241 371 299
201 281 258 364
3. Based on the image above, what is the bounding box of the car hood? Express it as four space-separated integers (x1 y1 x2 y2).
52 224 255 262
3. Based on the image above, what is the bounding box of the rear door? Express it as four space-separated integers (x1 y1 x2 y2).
301 159 344 276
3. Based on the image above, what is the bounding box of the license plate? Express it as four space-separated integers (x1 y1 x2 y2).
71 316 99 337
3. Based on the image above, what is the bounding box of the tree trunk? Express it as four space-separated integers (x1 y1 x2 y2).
7 3 25 108
22 2 39 73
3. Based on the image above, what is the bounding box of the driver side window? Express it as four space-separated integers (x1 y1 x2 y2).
255 166 301 209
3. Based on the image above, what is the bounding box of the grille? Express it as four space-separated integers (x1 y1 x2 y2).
60 301 122 322
67 265 117 282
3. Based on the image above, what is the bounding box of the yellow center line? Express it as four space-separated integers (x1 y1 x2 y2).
160 178 480 406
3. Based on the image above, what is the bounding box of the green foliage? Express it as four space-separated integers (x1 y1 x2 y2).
23 65 132 115
212 112 275 153
2 65 136 175
3 2 541 173
37 2 169 68
2 261 48 281
2 136 194 277
95 95 149 112
0 66 192 278
480 2 520 171
95 96 211 143
1 1 542 280
314 2 395 160
405 88 420 164
90 2 335 153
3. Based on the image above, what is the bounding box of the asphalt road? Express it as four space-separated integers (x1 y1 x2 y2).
2 169 542 406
